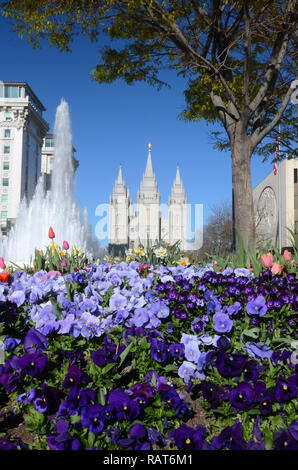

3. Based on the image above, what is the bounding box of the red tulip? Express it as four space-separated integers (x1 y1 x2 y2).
0 257 6 270
139 263 149 270
48 227 55 239
0 272 10 283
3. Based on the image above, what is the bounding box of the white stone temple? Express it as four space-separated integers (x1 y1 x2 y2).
253 158 298 251
108 143 188 253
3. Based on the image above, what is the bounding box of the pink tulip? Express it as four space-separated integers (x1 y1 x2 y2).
0 257 6 270
61 259 67 267
63 240 69 250
47 271 62 278
283 250 291 261
261 252 274 268
271 262 282 275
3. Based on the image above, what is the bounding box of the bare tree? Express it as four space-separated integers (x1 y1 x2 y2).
194 201 233 260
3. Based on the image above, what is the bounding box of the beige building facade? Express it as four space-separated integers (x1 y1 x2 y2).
0 82 49 235
253 158 298 251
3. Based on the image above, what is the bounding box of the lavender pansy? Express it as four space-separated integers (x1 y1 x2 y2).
213 312 233 334
246 295 268 317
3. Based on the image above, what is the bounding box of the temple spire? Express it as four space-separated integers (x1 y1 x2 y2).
138 141 159 202
169 163 186 202
144 142 154 177
117 163 123 183
112 163 127 197
175 164 181 184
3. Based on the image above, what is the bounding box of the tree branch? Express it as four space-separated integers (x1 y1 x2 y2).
248 0 295 113
242 3 251 113
251 79 297 147
210 90 237 139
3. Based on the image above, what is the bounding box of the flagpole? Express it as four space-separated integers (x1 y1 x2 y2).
278 124 281 253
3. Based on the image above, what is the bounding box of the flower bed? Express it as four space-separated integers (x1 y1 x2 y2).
0 261 297 450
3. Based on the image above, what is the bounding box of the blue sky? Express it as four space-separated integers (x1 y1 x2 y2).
0 16 276 248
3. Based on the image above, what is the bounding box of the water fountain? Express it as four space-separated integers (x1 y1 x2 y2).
0 98 102 266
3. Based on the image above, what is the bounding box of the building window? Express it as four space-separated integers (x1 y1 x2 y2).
294 168 297 184
4 112 12 120
2 178 9 187
1 211 8 220
4 129 11 138
1 194 8 203
3 161 9 171
45 137 54 147
3 146 10 154
2 85 20 98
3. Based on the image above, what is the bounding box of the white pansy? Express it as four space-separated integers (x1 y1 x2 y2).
154 247 168 259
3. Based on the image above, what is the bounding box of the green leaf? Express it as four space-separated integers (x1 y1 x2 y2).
151 372 157 388
264 431 274 450
70 414 81 425
247 408 261 416
102 361 116 374
88 431 96 447
49 297 63 320
0 336 5 364
240 327 260 347
98 388 106 406
119 341 134 367
164 364 177 373
271 337 293 347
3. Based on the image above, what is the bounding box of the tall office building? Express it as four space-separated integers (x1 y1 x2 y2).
0 82 49 234
41 133 79 190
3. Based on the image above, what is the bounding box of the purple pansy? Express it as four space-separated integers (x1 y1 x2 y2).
62 365 89 389
229 382 255 409
108 389 141 421
150 338 168 362
47 419 80 450
23 329 48 353
170 423 204 450
81 404 104 434
19 352 48 377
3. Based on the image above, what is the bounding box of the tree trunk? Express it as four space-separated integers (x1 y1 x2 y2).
231 130 256 253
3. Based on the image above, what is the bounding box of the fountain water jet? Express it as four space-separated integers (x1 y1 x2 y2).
0 98 101 265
